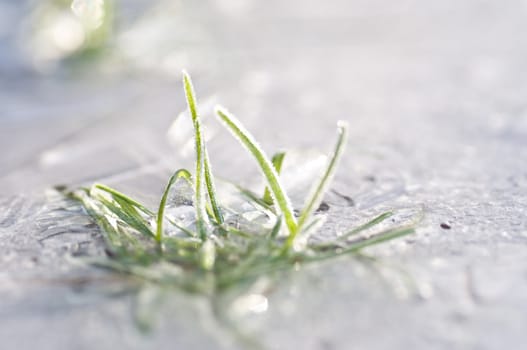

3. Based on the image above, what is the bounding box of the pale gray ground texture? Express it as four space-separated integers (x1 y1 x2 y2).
1 1 526 349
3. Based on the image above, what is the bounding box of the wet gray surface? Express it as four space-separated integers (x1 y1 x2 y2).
1 1 527 349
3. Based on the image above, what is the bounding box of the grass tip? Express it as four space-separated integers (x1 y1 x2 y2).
337 120 349 130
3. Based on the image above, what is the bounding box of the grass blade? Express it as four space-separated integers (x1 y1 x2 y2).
166 218 198 238
344 226 414 252
268 215 283 239
310 211 393 250
229 182 274 211
71 189 123 248
204 151 224 225
307 226 415 262
91 187 155 239
215 106 298 237
293 121 348 246
337 211 393 241
113 197 155 239
155 169 192 243
183 71 211 239
93 183 154 216
263 152 286 205
182 72 224 226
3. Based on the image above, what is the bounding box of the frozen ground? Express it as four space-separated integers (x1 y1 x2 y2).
1 1 526 349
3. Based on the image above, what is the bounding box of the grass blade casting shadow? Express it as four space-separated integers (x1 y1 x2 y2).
65 71 419 321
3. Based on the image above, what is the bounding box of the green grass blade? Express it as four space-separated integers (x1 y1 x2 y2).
113 197 156 239
71 189 123 248
93 183 154 216
113 197 143 221
268 215 283 239
294 122 348 244
215 106 297 237
183 71 210 239
91 188 155 239
310 211 393 250
182 71 224 227
307 226 415 262
97 198 153 239
263 152 286 205
337 211 393 241
344 226 414 252
223 226 253 239
204 151 224 225
156 169 192 243
166 217 198 238
230 182 274 211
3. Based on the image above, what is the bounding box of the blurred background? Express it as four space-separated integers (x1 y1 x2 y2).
0 0 527 197
1 0 526 196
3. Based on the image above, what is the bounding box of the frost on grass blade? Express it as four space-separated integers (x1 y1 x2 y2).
338 211 393 241
203 150 224 225
90 184 154 239
183 72 221 238
339 226 415 254
183 71 208 239
215 106 298 238
93 183 153 216
294 122 348 240
182 72 224 228
263 152 286 206
155 169 192 244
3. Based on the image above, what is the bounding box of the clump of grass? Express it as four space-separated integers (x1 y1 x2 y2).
66 71 417 296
